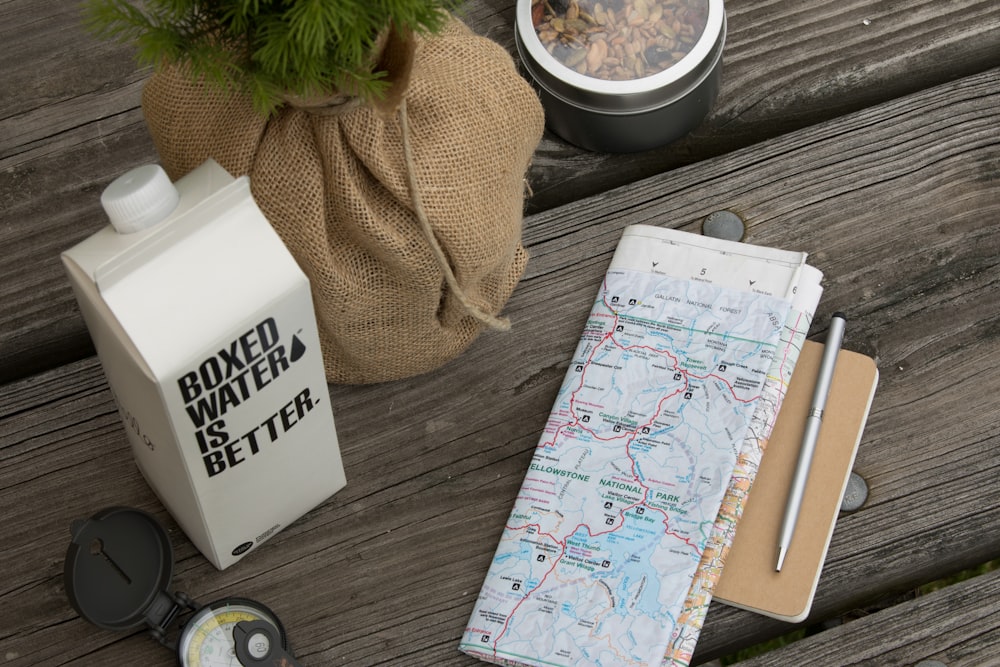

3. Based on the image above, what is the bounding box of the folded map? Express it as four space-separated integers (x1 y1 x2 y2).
460 225 823 667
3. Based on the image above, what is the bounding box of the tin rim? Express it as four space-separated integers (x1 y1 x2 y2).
516 0 725 111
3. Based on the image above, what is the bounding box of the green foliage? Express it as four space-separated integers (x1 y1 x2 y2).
85 0 456 115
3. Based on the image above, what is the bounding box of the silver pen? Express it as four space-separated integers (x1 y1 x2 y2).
775 312 847 572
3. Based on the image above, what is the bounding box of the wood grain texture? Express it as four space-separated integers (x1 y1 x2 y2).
1 0 999 383
2 64 998 665
732 568 1000 666
517 0 1000 211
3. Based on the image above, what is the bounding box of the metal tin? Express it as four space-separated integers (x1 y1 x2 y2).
515 0 726 153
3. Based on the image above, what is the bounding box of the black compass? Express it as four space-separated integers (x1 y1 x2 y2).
64 507 302 666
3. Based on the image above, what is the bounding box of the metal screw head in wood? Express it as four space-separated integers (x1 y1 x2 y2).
702 210 746 241
840 472 869 512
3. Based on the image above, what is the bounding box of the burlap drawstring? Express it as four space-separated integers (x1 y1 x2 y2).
280 25 509 331
286 87 513 330
398 98 511 331
143 17 544 383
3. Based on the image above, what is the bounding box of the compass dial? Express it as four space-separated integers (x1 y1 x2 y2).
178 599 284 667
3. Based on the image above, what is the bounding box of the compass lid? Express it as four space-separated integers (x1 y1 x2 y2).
64 507 174 630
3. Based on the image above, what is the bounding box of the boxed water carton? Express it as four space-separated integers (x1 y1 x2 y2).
62 160 347 569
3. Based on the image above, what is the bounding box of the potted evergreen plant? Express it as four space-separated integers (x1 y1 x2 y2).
86 0 546 385
85 0 454 114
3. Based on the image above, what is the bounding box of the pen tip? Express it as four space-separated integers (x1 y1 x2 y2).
832 311 847 321
775 546 787 572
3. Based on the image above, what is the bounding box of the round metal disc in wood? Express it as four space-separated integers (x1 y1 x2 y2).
840 472 869 512
702 210 746 241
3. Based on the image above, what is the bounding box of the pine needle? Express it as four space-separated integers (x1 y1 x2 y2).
84 0 458 116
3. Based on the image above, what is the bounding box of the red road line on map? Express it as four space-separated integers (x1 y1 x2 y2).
780 311 807 382
546 289 705 548
601 318 761 407
643 503 700 551
492 282 758 655
539 295 621 449
516 288 706 653
491 523 566 656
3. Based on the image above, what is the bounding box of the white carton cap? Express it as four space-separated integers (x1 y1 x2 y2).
101 164 180 234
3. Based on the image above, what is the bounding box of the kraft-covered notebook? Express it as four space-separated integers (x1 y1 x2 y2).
713 341 879 622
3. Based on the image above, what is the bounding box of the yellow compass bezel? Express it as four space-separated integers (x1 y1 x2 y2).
178 598 286 667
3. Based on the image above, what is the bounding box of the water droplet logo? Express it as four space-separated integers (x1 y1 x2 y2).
289 334 306 362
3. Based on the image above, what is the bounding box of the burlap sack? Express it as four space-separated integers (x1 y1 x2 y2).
142 17 544 384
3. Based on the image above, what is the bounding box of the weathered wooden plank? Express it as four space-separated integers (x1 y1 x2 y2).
523 0 1000 211
2 68 998 665
732 568 1000 666
2 0 999 384
514 68 1000 663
